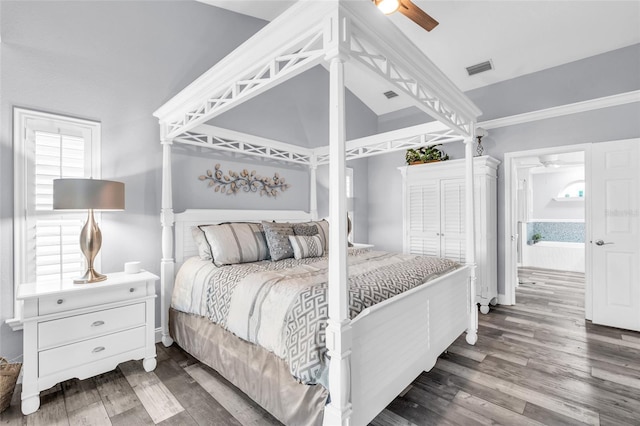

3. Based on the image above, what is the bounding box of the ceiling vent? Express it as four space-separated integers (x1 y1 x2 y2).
466 60 493 76
383 90 399 99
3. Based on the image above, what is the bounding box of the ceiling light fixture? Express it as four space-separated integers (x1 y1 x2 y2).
376 0 400 15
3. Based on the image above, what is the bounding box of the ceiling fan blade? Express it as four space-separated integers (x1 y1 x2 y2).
397 0 439 32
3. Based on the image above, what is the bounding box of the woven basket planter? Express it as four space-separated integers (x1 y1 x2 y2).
0 357 21 413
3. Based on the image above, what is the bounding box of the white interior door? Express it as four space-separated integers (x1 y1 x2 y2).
591 139 640 331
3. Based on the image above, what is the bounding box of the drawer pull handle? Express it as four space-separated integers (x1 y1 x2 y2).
91 321 105 327
57 299 63 305
92 346 105 353
129 288 135 293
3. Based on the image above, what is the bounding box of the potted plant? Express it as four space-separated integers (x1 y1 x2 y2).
406 144 450 165
532 233 543 244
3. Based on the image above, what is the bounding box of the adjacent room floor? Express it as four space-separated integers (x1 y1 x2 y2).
2 267 639 425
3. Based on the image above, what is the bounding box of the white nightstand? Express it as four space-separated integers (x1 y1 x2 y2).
17 271 158 415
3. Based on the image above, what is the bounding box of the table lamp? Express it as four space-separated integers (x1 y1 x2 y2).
53 178 125 284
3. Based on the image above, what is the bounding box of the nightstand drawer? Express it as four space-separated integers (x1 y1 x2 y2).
38 303 146 350
39 326 146 377
38 281 147 315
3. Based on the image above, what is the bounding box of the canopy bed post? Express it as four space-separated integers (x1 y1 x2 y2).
464 137 478 345
310 156 318 220
160 138 175 347
324 52 353 425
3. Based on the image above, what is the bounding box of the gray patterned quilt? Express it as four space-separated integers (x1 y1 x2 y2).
174 249 459 386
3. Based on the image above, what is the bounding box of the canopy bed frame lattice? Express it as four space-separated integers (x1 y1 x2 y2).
153 1 482 425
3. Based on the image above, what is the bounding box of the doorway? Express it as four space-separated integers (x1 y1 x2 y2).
503 144 591 319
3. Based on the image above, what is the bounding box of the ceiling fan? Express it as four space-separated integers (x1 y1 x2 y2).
517 154 584 169
374 0 439 32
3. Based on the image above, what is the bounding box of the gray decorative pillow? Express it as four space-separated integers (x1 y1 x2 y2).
296 220 329 252
262 221 295 261
200 223 270 266
191 226 212 260
293 223 318 237
288 235 324 260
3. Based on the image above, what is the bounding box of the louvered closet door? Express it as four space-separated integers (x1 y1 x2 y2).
407 181 439 256
440 179 466 262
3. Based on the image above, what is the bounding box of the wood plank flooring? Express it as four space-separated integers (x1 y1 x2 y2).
2 266 640 425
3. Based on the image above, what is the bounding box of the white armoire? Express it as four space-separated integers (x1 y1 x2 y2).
400 156 500 313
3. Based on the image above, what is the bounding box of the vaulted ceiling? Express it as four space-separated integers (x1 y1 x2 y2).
198 0 640 115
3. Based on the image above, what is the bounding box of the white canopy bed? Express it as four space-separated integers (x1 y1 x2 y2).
153 1 482 425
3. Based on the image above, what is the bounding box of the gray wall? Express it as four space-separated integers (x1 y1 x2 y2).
0 0 267 360
210 65 378 242
0 1 377 360
367 44 640 296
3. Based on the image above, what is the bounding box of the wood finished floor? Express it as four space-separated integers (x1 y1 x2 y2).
3 266 640 425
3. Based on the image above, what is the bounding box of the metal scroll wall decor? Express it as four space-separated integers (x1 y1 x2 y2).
199 164 290 197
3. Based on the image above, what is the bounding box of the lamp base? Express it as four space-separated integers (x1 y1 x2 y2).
74 268 107 284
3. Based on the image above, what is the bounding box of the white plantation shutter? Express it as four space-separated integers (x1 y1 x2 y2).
407 182 439 256
34 131 86 210
15 109 101 285
440 179 466 262
33 218 84 282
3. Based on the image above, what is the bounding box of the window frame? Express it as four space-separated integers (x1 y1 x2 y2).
9 108 101 330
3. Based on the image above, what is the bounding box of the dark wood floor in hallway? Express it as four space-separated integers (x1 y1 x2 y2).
2 266 639 425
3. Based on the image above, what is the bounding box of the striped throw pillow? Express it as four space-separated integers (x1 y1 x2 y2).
200 223 270 266
288 235 324 260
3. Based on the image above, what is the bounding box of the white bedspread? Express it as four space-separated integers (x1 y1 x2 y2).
172 249 460 385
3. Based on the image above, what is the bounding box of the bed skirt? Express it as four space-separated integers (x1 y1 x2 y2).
169 308 328 426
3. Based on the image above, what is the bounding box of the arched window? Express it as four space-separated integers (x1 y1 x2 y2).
556 180 585 199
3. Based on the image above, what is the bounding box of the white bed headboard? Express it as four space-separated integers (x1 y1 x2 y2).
174 209 314 267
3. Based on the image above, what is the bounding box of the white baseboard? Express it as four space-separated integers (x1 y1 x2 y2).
155 327 163 343
497 294 512 305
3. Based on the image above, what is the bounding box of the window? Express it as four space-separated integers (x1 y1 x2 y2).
10 108 101 328
556 180 585 199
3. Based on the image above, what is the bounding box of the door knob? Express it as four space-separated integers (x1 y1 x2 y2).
595 240 614 246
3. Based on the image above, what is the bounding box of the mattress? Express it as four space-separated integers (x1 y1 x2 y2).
171 248 460 387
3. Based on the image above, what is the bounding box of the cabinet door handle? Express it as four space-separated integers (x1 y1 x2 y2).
91 321 105 327
129 288 135 293
57 299 64 305
92 346 105 353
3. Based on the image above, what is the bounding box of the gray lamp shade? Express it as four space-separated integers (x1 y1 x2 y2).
53 179 125 210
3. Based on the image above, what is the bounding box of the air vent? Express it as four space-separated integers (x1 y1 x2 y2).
383 90 399 99
466 60 493 76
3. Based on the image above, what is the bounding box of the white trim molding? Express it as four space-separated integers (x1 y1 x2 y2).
479 90 640 130
503 143 592 307
8 108 102 332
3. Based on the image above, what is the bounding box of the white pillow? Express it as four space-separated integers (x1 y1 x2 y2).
288 235 324 260
200 223 270 266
